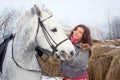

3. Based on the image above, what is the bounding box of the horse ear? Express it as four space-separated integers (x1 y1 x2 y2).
31 4 41 16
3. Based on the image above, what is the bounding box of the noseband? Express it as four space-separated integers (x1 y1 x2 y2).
35 15 69 54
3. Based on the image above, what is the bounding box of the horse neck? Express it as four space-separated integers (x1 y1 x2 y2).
13 16 38 65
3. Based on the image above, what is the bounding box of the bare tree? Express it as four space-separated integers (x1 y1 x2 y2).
0 8 20 38
106 11 113 39
110 17 120 39
106 11 120 39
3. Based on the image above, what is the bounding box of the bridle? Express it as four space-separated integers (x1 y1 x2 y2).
35 15 69 54
11 15 69 73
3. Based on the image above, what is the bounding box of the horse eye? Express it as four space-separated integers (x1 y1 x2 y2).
51 28 57 32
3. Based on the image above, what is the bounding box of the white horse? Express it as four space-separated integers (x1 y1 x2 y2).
1 5 75 80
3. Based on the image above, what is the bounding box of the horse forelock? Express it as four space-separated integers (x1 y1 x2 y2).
31 5 41 16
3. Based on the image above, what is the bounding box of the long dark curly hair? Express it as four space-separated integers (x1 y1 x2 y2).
69 24 93 46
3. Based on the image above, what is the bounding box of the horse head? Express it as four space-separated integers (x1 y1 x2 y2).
30 5 75 60
1 5 76 80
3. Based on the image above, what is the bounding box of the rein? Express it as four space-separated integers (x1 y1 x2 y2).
11 15 69 74
12 34 43 73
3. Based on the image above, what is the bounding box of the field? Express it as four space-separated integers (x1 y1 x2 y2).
39 39 120 77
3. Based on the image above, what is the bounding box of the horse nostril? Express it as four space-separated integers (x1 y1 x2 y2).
70 51 74 56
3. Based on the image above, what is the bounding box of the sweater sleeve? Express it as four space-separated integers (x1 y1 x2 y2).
61 45 89 78
65 48 89 68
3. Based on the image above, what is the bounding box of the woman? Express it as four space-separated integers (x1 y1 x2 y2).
61 24 93 80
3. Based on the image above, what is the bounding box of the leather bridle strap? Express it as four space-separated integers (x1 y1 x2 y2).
38 16 58 52
11 34 43 73
11 15 69 74
37 16 69 54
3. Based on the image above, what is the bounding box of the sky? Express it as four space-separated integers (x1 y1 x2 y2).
44 0 120 28
1 0 120 28
1 0 120 39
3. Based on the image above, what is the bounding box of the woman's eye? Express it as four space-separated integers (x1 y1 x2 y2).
51 28 57 32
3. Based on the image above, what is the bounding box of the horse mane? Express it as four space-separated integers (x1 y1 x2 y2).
14 5 41 33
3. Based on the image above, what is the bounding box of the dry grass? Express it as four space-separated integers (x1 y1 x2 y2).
38 39 120 77
38 54 62 77
88 39 120 80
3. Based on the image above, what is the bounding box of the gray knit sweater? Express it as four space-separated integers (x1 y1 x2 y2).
61 44 89 78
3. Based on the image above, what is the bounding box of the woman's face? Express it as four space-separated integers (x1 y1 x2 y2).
72 27 84 40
